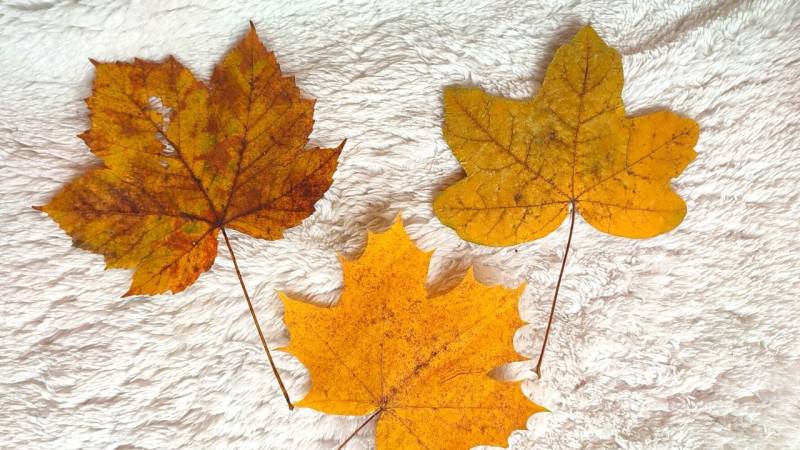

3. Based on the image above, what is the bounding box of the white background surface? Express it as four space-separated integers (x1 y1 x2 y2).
1 0 799 448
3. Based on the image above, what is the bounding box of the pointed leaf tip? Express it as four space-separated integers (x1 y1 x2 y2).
247 20 258 38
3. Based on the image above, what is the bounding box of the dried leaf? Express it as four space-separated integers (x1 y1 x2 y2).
37 23 342 295
281 218 543 449
434 26 699 246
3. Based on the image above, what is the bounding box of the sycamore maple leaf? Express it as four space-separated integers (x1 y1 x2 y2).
280 218 544 450
36 23 343 296
433 25 699 246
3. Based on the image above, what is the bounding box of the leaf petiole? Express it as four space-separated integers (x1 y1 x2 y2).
337 409 382 450
534 201 576 379
221 227 293 409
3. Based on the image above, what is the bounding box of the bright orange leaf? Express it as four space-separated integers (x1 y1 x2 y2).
36 23 343 296
281 218 544 449
433 26 699 246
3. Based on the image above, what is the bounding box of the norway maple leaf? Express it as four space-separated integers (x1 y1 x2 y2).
36 23 342 296
280 218 544 449
433 25 698 246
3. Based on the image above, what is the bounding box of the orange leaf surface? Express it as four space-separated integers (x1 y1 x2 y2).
36 23 342 296
433 26 699 246
281 218 544 449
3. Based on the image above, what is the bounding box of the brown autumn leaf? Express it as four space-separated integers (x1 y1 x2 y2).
36 23 343 296
280 218 544 449
433 25 699 246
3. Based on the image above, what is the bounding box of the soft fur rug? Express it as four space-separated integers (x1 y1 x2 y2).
1 0 799 449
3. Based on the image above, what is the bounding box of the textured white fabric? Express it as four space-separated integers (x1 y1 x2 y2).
1 0 799 449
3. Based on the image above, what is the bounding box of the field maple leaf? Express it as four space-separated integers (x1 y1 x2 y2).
35 22 342 407
433 26 699 377
280 218 544 449
434 25 698 246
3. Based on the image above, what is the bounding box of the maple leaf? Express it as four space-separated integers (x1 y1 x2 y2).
36 23 342 296
433 25 698 246
433 25 699 378
35 22 343 408
280 218 544 449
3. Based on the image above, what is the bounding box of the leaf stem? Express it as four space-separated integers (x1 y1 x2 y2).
534 201 576 379
221 227 293 409
337 409 382 450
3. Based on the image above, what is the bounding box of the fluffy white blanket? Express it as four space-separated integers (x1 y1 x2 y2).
1 0 799 448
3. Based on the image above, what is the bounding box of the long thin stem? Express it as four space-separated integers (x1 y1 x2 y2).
221 227 293 409
337 409 382 450
534 202 576 379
